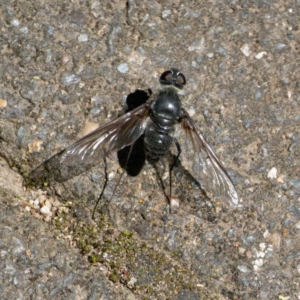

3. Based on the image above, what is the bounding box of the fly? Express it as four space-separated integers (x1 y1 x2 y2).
28 68 240 208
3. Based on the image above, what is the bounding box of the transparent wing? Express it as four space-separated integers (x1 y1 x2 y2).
176 109 240 208
28 104 150 184
60 104 150 165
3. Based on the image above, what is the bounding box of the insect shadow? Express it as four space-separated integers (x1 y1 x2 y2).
117 89 151 177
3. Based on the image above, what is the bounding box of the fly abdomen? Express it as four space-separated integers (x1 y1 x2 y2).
144 121 173 161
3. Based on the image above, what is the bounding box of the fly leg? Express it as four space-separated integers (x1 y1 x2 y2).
168 138 181 206
92 157 108 219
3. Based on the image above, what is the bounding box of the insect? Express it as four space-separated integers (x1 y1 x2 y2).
28 68 239 208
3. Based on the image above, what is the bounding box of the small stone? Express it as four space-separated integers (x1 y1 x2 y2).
162 10 171 18
78 122 99 138
0 99 7 108
117 63 129 74
267 167 277 179
170 197 180 208
127 276 137 288
78 34 88 42
267 232 281 250
254 258 264 267
237 265 250 273
238 247 246 255
45 200 52 210
255 51 267 59
27 140 43 153
40 206 50 215
19 26 29 34
60 72 81 87
240 43 251 57
11 19 20 26
108 171 115 180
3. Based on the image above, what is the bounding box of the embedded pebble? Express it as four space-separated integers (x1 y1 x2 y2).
45 200 52 210
60 72 81 87
240 43 251 57
27 140 43 153
267 232 281 250
127 276 137 288
78 122 99 138
267 167 277 179
255 51 267 59
191 61 199 68
0 99 7 108
78 34 88 42
11 19 20 26
256 258 263 267
237 265 251 273
273 43 286 53
117 63 129 73
19 26 29 34
40 206 51 215
170 197 180 208
162 10 171 18
108 171 115 180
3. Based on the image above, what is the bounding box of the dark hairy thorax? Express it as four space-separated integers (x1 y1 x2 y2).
144 88 182 161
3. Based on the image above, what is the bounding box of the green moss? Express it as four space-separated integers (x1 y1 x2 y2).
88 254 101 264
52 209 214 299
109 270 118 283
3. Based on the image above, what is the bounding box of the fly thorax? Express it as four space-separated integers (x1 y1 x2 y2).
151 90 181 128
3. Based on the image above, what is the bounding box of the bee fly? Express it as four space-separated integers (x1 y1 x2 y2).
28 68 240 208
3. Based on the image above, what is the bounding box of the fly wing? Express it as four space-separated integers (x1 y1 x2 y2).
176 109 240 208
60 104 150 166
28 104 150 184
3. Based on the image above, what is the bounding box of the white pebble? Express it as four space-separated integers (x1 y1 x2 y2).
256 251 265 258
263 229 269 238
254 258 264 267
267 167 277 179
259 243 266 251
255 51 267 60
253 264 260 272
19 26 29 34
170 197 180 208
240 44 251 57
117 63 129 74
40 206 50 215
45 200 52 210
162 10 171 18
78 34 88 42
127 276 137 287
11 19 20 27
206 52 214 58
108 171 115 180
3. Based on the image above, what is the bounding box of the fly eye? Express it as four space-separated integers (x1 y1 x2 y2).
160 70 173 83
176 73 186 86
160 69 186 89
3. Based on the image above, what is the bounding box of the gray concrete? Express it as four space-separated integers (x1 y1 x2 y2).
0 0 299 299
